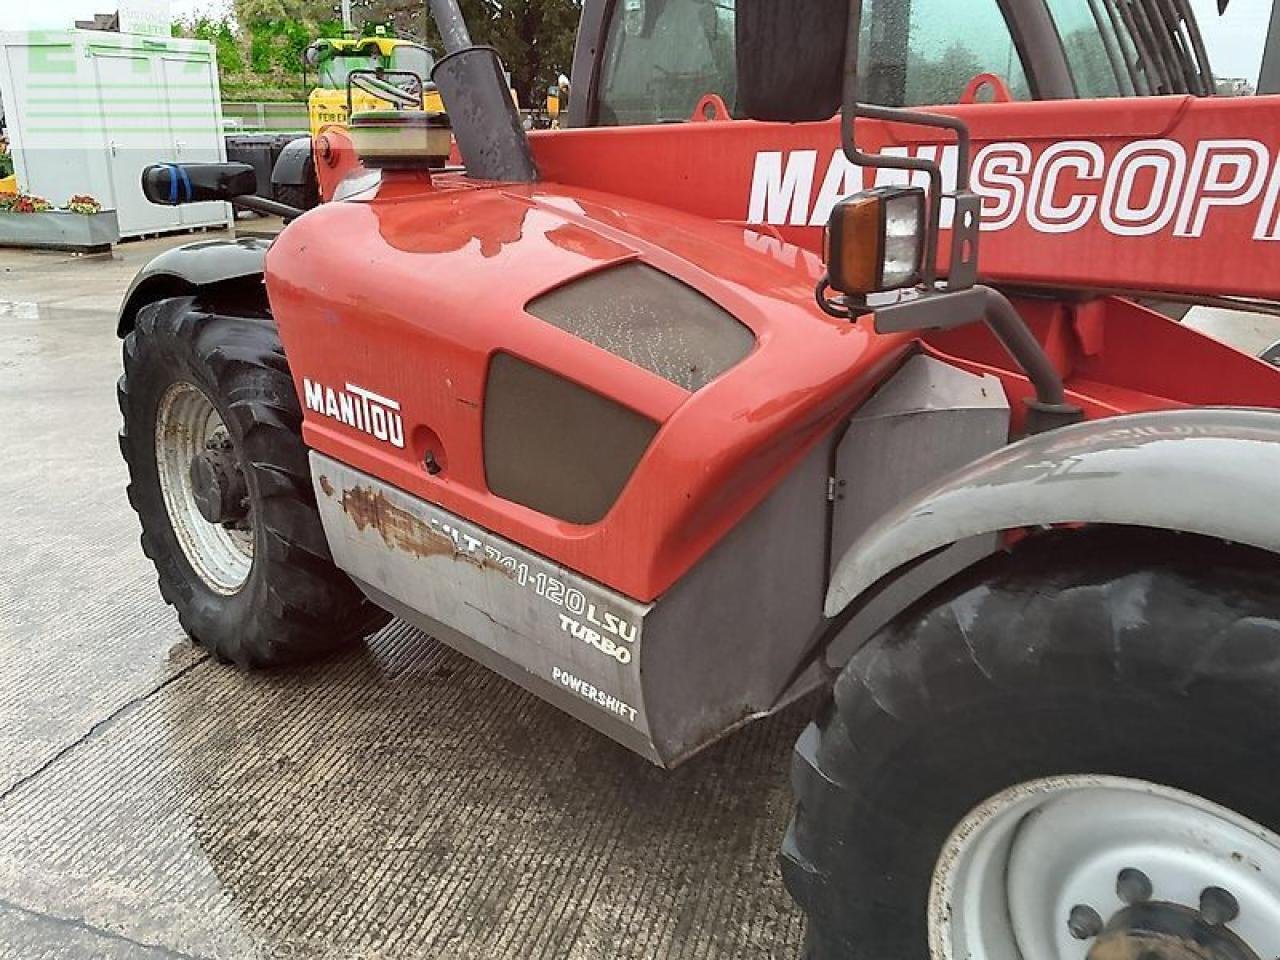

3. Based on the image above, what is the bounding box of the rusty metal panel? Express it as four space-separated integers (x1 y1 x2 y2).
312 433 838 767
312 453 661 762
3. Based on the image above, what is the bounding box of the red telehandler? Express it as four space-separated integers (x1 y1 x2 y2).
117 0 1280 956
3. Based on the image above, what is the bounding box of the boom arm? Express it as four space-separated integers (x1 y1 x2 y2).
529 93 1280 305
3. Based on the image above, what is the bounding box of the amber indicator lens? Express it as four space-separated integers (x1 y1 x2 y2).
825 186 926 296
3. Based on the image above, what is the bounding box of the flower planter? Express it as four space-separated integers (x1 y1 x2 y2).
0 209 119 253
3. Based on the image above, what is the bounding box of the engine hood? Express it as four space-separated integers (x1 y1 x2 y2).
264 177 915 600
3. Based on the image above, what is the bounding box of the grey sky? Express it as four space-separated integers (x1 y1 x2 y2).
1189 0 1270 78
1 0 1275 82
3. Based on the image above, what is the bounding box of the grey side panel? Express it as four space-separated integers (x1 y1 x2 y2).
826 407 1280 619
116 237 271 336
312 453 659 761
822 355 1010 669
312 436 836 768
269 137 315 186
829 355 1010 568
358 583 661 762
641 441 832 766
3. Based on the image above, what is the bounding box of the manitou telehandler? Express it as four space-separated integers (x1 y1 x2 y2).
116 0 1280 956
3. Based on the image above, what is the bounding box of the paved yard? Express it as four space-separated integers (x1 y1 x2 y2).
0 229 808 960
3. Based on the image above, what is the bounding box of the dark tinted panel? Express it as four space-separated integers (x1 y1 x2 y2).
526 263 754 393
484 353 659 525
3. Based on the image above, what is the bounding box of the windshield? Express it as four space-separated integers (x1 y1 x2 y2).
314 43 434 95
594 0 1030 127
317 54 383 90
389 45 435 81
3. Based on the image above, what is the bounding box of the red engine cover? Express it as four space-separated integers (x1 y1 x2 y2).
266 177 916 602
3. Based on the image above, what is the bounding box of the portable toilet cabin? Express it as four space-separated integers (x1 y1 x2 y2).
0 30 231 237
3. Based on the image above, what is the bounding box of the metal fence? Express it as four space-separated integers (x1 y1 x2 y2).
221 102 309 134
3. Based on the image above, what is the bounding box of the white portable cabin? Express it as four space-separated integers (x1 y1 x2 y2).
0 30 231 237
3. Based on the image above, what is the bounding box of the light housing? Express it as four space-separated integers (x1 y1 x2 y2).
348 110 452 170
824 186 926 296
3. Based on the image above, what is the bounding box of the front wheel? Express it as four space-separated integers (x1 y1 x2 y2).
119 296 387 667
783 529 1280 960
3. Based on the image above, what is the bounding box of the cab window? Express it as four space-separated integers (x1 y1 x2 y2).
1045 0 1135 96
596 0 737 125
389 44 436 83
592 0 1030 126
859 0 1030 106
316 53 382 90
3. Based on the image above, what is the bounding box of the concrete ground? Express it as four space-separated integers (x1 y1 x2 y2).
0 226 807 960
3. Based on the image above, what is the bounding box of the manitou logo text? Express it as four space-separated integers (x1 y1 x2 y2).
747 138 1280 240
303 379 405 449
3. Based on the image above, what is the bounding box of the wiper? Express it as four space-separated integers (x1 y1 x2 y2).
1099 0 1151 93
1172 0 1215 94
1127 0 1181 92
1086 0 1138 95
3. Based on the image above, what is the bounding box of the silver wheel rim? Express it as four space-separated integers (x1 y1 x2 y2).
929 775 1280 960
154 381 254 594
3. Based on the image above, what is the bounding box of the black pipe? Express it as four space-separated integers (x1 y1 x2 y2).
981 288 1084 433
425 0 536 182
233 195 305 221
428 0 472 54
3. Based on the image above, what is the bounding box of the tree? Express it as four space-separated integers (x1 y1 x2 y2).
330 0 582 107
174 13 245 73
233 0 338 24
184 0 584 109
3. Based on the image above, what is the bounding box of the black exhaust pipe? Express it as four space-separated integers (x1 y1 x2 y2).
428 0 537 182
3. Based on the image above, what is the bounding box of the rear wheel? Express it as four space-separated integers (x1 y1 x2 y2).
783 529 1280 960
273 180 318 212
119 296 387 667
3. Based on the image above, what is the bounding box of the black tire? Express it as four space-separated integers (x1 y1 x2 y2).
273 178 318 212
782 528 1280 959
119 296 388 667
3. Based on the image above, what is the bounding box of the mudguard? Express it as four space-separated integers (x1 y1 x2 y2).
825 407 1280 633
116 237 270 337
270 137 315 187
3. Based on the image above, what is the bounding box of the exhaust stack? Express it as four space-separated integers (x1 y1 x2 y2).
427 0 537 183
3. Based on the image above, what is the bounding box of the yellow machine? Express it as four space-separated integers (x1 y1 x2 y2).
0 138 14 194
303 34 442 136
274 29 519 209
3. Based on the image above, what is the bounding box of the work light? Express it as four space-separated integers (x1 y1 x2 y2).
824 186 926 296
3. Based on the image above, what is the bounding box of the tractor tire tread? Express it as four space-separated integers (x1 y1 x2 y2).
785 527 1280 959
119 296 388 669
